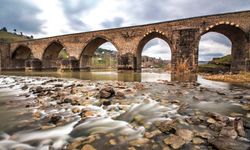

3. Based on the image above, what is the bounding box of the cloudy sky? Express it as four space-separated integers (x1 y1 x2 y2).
1 0 250 61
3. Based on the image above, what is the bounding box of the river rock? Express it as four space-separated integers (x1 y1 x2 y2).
144 130 162 139
234 118 246 137
115 91 125 99
133 83 145 90
129 138 150 147
32 111 42 119
72 107 81 113
102 100 112 106
154 120 176 133
208 137 250 150
81 110 95 118
219 127 238 139
49 115 62 124
109 139 117 145
207 118 217 124
81 144 96 150
176 129 193 142
192 137 205 145
194 130 212 139
21 85 28 90
241 104 250 111
54 84 63 87
207 112 229 122
99 87 115 99
63 98 73 104
35 86 43 93
164 134 185 149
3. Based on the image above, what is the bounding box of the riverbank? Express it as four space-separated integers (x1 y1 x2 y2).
0 75 249 150
203 72 250 83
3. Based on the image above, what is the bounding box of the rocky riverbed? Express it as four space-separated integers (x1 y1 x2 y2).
0 75 249 150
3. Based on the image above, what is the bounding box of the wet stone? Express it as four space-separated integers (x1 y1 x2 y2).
192 137 205 145
99 87 115 99
129 138 150 147
208 137 250 150
109 139 117 145
154 120 176 133
72 107 81 113
81 144 96 150
176 129 193 142
49 115 62 124
102 100 112 106
207 118 217 124
164 134 185 149
21 85 28 90
220 127 238 139
234 118 246 137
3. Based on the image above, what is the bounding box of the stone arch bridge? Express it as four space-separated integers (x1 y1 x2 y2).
0 11 250 73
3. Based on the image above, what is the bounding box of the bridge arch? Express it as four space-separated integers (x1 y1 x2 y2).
136 31 173 71
42 40 69 69
11 45 33 70
199 22 248 72
79 36 119 70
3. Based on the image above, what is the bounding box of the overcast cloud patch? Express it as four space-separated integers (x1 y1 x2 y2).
101 17 124 28
60 0 97 30
0 0 44 34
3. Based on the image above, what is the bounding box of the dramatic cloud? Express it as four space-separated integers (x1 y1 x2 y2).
0 0 44 34
59 0 97 30
101 17 124 28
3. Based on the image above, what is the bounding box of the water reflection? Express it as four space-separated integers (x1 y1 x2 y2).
0 70 249 89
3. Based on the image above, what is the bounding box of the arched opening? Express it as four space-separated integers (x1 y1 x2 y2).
198 24 248 73
42 41 69 70
136 32 172 71
80 37 118 70
11 45 32 69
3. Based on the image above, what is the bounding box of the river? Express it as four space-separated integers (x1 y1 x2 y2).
0 70 249 149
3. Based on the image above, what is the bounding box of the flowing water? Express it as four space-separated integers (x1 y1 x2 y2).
0 70 249 149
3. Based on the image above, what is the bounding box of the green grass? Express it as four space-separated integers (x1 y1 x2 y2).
211 55 232 65
0 31 30 43
199 63 225 68
58 49 69 59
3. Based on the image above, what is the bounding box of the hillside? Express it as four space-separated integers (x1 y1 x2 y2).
0 31 31 43
199 55 232 73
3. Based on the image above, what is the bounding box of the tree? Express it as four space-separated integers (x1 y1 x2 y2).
1 27 7 32
13 29 17 34
30 35 34 39
20 32 23 36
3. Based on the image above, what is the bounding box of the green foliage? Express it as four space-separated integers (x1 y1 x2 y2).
211 55 232 65
0 31 30 43
1 27 7 32
58 49 69 59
